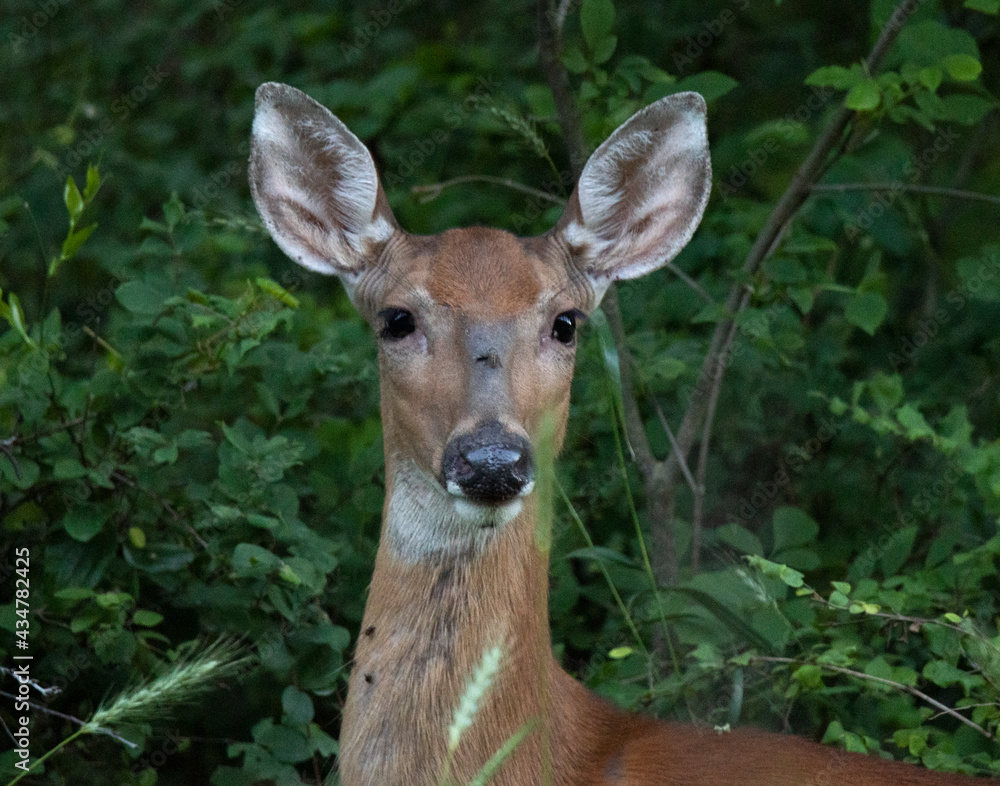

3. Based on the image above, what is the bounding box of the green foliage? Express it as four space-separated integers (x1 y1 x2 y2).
1 0 999 784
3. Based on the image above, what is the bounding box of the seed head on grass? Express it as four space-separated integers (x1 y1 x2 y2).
87 637 250 731
447 644 503 754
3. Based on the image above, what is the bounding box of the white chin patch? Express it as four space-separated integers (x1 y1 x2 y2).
386 462 529 561
453 497 523 526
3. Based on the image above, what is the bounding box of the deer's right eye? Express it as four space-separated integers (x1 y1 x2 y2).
378 308 416 340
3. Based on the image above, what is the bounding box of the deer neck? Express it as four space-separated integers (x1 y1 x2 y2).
339 459 554 786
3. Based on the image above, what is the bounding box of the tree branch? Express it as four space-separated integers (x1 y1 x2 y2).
812 182 1000 206
752 657 996 742
655 0 922 581
411 175 566 205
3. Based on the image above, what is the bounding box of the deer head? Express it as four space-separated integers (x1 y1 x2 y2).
248 82 711 560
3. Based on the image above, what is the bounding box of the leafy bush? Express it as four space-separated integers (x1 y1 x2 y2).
1 0 999 783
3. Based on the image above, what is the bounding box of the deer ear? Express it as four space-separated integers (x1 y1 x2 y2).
554 92 711 296
248 82 398 283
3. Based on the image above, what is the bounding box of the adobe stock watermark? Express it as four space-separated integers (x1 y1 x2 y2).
671 0 749 73
728 412 848 528
339 0 411 63
6 0 72 52
887 247 1000 370
717 85 835 199
843 125 960 241
381 75 500 191
852 458 965 577
509 169 572 235
190 140 251 210
55 64 168 180
131 729 185 774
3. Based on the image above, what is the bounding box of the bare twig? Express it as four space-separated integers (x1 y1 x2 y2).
111 470 209 549
0 690 139 749
690 298 747 573
651 398 698 495
411 175 566 205
812 182 1000 206
650 0 922 583
752 656 996 742
536 0 921 587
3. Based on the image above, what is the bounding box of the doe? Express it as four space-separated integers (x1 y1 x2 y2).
248 82 980 786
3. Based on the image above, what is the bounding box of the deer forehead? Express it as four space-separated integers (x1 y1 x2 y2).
379 227 576 320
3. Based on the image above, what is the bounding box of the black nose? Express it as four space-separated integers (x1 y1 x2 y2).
441 421 534 504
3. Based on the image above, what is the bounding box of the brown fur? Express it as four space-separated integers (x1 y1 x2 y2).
336 228 983 785
246 82 983 786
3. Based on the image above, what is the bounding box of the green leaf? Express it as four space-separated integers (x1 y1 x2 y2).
63 507 107 542
669 587 775 651
591 34 618 65
879 526 918 576
117 280 168 315
282 685 315 726
60 223 97 262
747 555 805 588
716 523 763 556
64 176 85 221
580 0 615 52
845 291 888 335
132 610 164 627
829 590 850 607
942 53 982 81
918 66 943 92
256 277 300 308
845 80 881 111
896 405 934 441
965 0 999 11
5 292 35 347
564 546 637 568
671 71 738 103
561 46 588 74
252 719 313 763
793 664 824 689
83 164 101 201
608 646 634 659
772 507 819 552
232 543 280 577
163 192 185 231
804 65 854 89
53 458 88 479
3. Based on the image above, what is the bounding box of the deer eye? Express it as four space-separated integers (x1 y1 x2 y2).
378 308 416 340
551 311 579 345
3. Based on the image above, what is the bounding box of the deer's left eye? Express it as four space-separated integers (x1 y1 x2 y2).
551 311 579 345
379 308 416 340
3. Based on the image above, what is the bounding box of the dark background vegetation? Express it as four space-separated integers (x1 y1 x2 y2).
1 0 1000 783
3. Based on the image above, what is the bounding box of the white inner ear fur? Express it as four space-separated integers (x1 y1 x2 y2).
250 84 394 278
562 93 711 289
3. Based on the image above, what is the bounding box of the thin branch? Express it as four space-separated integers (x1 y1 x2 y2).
0 690 139 748
111 470 209 549
665 261 716 304
691 296 747 573
537 0 587 178
651 397 698 495
657 0 922 580
411 175 566 205
2 667 62 697
752 656 996 741
812 182 1000 206
601 287 655 471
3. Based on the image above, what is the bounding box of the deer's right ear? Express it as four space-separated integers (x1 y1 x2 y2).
554 92 712 302
248 82 398 282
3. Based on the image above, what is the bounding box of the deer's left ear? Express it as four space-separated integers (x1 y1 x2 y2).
554 92 712 296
